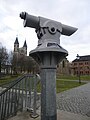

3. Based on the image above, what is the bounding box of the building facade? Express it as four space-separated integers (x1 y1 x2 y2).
72 55 90 75
57 58 71 75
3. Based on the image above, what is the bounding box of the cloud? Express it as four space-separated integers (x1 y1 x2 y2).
0 25 13 33
0 0 90 61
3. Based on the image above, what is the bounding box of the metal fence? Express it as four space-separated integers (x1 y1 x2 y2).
0 74 41 120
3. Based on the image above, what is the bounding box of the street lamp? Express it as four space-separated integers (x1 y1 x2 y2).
76 54 81 84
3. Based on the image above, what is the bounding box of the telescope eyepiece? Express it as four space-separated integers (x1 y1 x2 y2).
20 12 26 20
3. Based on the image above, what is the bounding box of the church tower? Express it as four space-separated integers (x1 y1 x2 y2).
23 40 27 55
14 37 27 56
14 36 19 53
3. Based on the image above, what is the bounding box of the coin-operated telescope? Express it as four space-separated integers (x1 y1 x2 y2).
20 12 77 63
20 12 77 120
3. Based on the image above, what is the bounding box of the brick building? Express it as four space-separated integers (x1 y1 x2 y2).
72 55 90 75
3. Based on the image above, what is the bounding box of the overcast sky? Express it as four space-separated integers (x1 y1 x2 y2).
0 0 90 61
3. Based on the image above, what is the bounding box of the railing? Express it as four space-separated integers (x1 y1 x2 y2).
0 74 41 120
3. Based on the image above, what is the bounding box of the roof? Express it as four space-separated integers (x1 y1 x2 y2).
72 55 90 62
14 37 19 44
23 40 27 48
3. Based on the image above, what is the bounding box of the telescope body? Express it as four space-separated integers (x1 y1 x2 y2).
20 12 78 63
20 12 77 36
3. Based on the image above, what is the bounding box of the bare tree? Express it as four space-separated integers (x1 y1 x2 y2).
10 51 39 74
11 53 19 74
0 46 8 74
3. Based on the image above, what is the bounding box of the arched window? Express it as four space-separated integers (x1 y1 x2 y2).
62 61 65 68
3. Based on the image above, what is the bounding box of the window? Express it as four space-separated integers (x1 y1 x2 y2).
80 71 83 75
79 62 83 65
86 71 89 75
74 63 77 65
85 62 88 65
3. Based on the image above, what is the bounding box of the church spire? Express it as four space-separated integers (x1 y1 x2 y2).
23 40 27 48
23 40 27 55
14 36 19 44
14 36 19 53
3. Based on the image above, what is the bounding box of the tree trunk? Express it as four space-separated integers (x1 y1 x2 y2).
0 61 1 73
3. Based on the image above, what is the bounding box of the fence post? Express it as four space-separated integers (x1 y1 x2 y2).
30 75 39 118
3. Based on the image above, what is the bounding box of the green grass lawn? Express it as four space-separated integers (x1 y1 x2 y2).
0 74 87 93
56 75 89 93
0 75 20 86
57 75 90 81
37 79 86 93
56 80 85 93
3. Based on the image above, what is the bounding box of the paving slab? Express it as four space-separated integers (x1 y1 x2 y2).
57 83 90 117
8 110 90 120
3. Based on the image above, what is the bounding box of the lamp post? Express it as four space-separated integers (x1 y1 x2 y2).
76 54 81 84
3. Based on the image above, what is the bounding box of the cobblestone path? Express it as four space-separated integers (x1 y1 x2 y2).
57 83 90 117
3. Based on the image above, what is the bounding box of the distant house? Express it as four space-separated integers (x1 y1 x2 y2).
72 55 90 75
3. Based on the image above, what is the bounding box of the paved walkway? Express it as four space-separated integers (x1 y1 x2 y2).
8 110 90 120
57 83 90 117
